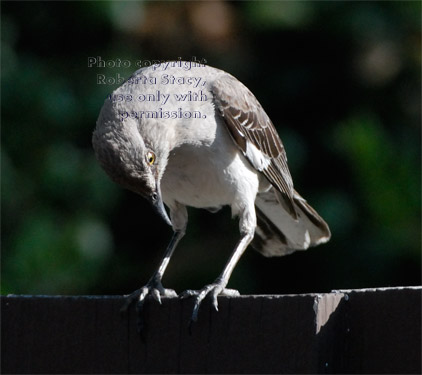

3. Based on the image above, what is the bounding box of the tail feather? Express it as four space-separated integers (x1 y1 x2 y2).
251 187 331 257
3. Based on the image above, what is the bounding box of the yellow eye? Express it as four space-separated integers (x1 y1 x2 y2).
146 151 155 165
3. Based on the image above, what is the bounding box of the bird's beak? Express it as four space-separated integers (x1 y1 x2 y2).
151 183 172 227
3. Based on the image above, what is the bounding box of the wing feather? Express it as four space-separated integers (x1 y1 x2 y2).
211 74 297 218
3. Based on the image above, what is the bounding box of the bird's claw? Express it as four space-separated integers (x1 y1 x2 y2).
181 283 240 322
120 280 177 314
120 280 177 333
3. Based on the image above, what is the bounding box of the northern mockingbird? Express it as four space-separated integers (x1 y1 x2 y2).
93 62 331 322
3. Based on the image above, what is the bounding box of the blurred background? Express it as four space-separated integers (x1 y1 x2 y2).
1 1 420 296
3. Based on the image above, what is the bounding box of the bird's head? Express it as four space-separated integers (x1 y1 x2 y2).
93 117 172 226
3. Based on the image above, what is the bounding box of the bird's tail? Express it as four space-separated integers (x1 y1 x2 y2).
252 187 331 257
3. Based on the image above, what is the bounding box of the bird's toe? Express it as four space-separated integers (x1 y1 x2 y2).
181 282 238 322
180 289 198 299
161 288 178 298
220 288 240 297
211 293 219 312
121 281 177 312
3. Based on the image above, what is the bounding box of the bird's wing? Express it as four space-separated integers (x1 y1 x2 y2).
211 73 297 218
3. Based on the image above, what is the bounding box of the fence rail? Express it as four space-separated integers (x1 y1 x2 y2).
1 287 421 374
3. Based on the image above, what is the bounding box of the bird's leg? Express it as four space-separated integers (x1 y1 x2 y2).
121 203 187 317
182 205 256 322
121 229 184 314
181 229 254 322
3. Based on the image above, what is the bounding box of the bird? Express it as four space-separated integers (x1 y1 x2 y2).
92 62 331 323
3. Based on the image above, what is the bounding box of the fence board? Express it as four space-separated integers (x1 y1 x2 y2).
1 287 421 374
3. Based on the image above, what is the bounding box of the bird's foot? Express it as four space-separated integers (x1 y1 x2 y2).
120 280 177 334
121 279 177 313
180 282 239 322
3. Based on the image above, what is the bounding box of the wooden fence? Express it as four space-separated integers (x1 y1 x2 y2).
1 287 421 374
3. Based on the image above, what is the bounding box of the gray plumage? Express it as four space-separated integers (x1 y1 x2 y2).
92 63 331 321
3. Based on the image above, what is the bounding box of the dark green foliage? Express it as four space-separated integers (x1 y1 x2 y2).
1 1 420 295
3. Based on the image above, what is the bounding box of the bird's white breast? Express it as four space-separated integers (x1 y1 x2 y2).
161 117 262 215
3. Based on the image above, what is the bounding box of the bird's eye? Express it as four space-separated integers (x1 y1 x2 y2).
146 151 156 165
